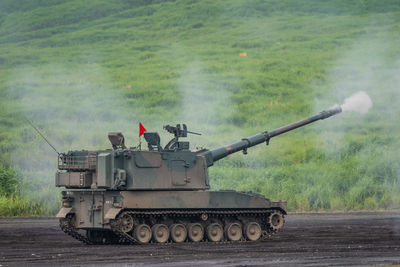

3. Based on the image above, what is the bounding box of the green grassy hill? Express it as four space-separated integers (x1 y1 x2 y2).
1 0 400 215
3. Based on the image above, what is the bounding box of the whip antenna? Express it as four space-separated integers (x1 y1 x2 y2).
25 117 60 155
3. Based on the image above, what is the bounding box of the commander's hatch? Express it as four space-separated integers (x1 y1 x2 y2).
143 132 161 151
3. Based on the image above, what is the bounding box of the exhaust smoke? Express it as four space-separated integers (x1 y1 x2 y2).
340 91 373 114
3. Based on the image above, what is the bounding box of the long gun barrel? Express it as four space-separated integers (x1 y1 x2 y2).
201 105 342 166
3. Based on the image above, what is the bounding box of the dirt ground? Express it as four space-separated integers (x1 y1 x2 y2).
0 212 399 266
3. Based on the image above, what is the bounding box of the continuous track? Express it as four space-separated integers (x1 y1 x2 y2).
60 208 285 245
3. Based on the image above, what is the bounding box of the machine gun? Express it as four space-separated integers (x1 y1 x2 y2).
163 124 201 150
163 124 201 138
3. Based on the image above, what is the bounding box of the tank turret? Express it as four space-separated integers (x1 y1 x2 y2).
55 106 342 245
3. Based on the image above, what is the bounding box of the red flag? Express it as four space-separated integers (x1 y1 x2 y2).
139 122 147 137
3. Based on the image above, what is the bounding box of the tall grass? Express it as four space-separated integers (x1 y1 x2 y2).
0 165 53 216
0 194 46 217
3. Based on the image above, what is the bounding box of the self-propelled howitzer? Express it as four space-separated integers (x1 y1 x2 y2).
56 106 342 245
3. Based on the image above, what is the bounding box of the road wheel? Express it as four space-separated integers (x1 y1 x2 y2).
134 224 152 244
188 223 204 242
244 222 261 241
170 224 187 243
225 222 242 241
207 223 223 242
120 213 134 233
268 210 285 232
152 224 169 243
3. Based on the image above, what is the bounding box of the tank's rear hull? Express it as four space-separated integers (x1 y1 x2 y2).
57 190 286 244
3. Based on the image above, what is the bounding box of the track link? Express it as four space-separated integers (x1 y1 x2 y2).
59 215 93 245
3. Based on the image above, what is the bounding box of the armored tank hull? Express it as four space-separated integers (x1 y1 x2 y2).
58 189 286 244
55 106 341 245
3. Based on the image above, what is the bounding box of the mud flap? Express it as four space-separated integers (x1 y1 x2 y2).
105 208 122 220
56 207 72 218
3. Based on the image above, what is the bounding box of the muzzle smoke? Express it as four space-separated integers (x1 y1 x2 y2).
340 91 373 114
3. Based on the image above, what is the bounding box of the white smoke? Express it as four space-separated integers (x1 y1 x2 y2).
174 58 238 149
340 91 373 114
312 21 400 211
6 61 144 211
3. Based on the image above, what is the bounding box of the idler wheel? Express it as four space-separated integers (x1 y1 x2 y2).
134 224 152 244
152 224 169 243
170 224 187 243
188 223 204 242
120 213 134 233
225 222 242 241
244 222 262 241
268 210 285 232
207 223 223 242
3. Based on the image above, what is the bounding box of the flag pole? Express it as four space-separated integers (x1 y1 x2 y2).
138 122 147 150
138 121 141 150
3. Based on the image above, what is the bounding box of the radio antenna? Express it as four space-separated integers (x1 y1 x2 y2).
25 117 60 155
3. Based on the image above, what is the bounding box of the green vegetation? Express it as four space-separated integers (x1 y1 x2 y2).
0 164 50 216
0 0 399 215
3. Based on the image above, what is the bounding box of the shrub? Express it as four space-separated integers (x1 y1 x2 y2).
0 164 20 196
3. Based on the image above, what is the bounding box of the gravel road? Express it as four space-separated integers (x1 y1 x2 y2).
0 212 399 266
